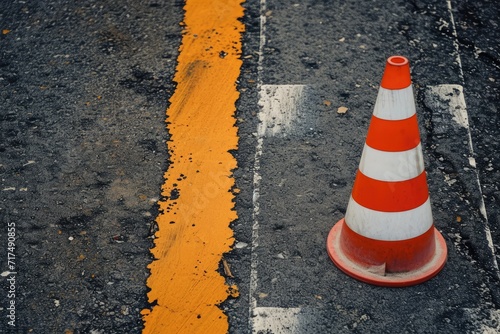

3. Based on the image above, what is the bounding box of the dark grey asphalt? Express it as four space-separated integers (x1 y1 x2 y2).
1 0 499 333
1 1 183 332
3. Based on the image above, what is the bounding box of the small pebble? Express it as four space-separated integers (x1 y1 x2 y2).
235 241 248 249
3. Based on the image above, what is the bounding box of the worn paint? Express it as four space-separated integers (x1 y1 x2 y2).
258 85 307 137
253 307 302 333
425 84 500 279
141 0 244 333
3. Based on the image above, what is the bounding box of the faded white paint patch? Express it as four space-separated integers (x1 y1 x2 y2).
250 84 307 331
252 307 302 334
427 84 499 279
463 308 500 334
427 85 469 128
258 84 307 137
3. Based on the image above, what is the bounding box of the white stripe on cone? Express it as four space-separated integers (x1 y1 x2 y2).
359 144 425 182
373 86 416 120
345 196 433 241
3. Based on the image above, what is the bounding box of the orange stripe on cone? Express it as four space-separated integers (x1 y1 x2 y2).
365 114 420 152
351 170 429 212
326 56 447 287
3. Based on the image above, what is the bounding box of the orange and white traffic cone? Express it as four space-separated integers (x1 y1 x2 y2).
326 56 447 287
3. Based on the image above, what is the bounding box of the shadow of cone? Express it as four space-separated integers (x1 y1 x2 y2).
326 56 447 287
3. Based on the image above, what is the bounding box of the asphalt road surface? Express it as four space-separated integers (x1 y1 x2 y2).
1 0 499 333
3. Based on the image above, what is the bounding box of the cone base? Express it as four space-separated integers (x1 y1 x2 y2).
326 219 447 287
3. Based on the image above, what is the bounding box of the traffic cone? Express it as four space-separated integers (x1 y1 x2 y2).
326 56 447 287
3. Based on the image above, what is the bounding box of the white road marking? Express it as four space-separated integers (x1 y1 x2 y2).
446 0 465 81
248 0 267 328
441 0 499 279
258 85 307 137
429 85 469 129
428 84 499 279
463 308 500 333
252 307 302 334
249 1 308 332
250 84 307 332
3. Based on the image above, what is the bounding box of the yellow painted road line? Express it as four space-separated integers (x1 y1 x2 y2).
141 1 245 333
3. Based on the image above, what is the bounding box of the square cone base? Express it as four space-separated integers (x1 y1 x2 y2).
326 219 447 287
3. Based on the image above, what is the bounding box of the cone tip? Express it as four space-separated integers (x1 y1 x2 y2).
387 55 408 66
380 55 412 90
